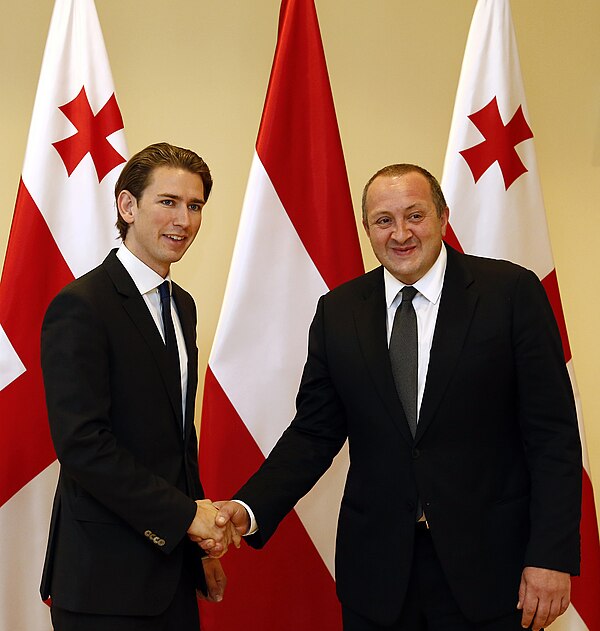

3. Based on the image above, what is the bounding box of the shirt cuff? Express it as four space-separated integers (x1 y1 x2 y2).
231 499 258 535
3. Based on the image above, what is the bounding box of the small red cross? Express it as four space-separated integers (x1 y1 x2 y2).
53 87 126 182
460 97 533 190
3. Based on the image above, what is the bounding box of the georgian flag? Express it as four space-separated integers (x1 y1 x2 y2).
198 1 364 629
0 1 127 628
441 1 600 629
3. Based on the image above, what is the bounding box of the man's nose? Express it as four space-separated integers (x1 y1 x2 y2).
173 205 191 227
392 221 411 242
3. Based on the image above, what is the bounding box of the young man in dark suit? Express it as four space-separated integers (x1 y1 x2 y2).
41 143 238 630
213 164 582 631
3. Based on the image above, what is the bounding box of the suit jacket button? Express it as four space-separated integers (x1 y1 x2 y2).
412 448 420 459
158 539 166 547
144 530 152 538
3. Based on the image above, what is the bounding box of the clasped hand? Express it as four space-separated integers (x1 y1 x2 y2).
187 500 250 558
187 499 241 558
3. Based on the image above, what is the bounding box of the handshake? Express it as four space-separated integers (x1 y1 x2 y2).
186 499 250 558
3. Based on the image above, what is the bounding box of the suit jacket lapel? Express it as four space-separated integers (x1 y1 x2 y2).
416 247 477 440
172 283 198 440
103 251 184 427
354 268 414 444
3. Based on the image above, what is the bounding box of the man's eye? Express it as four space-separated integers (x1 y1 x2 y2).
189 204 201 212
376 217 391 225
161 199 174 206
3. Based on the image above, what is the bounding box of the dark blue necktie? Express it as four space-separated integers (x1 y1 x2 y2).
158 281 182 419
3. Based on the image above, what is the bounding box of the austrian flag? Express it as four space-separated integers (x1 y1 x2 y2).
199 1 363 629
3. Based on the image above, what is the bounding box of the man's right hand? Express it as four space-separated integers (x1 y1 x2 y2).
214 500 251 536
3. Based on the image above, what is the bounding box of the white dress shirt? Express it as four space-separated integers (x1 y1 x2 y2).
116 244 188 425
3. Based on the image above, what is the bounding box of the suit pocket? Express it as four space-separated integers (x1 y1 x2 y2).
492 492 530 507
71 495 123 524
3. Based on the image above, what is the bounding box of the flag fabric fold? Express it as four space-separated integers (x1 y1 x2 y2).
0 1 126 628
199 1 363 629
441 1 600 629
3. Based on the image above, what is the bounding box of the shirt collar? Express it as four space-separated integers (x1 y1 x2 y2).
384 242 447 308
116 243 172 296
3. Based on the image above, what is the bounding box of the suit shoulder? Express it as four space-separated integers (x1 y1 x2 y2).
44 255 124 327
322 267 381 305
51 261 112 305
456 251 539 287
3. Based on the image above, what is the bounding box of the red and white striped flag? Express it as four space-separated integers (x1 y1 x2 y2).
0 1 126 628
441 1 600 629
199 0 363 628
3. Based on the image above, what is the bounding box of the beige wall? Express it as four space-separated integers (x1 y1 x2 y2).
1 1 599 516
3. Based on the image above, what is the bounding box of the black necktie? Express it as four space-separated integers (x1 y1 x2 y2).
158 281 182 420
389 285 418 437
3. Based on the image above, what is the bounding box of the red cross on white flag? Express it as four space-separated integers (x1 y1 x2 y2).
53 87 125 182
0 1 127 628
441 1 600 629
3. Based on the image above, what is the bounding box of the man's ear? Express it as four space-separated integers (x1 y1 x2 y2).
117 190 137 225
440 205 450 237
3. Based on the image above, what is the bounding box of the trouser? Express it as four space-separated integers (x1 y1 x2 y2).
51 561 199 631
342 525 527 631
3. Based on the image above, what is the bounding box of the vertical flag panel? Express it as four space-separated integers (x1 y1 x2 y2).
441 1 600 629
199 1 363 629
0 1 126 629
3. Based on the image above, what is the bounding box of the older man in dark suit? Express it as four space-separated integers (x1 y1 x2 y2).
214 164 581 631
41 143 237 631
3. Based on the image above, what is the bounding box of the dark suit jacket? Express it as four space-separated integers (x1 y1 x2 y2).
236 246 582 625
40 249 206 616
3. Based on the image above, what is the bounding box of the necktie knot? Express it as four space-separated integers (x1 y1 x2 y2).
401 285 418 303
158 280 170 304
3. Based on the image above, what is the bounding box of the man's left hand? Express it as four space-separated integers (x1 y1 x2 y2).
517 566 570 630
199 558 227 602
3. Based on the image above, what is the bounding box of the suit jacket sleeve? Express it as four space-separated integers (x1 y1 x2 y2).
512 267 582 573
237 295 348 546
41 287 196 555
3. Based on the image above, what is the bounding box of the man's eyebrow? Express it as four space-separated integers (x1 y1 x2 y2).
157 192 205 204
405 202 429 211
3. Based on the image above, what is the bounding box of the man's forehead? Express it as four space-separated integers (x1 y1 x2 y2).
146 166 204 192
368 172 432 203
375 170 428 187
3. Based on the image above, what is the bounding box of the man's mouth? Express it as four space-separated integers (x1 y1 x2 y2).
391 245 415 255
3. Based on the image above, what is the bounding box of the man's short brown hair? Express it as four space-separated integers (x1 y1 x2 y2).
115 142 212 240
